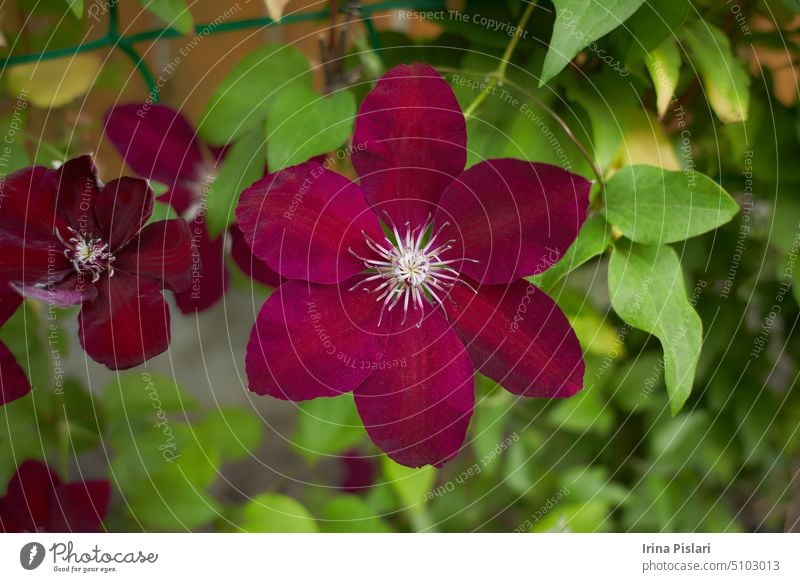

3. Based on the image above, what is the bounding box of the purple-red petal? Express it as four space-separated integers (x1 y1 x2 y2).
229 223 283 288
0 287 31 406
114 218 194 293
55 155 101 234
78 273 170 370
444 278 584 398
0 460 59 532
236 161 382 284
246 280 386 400
104 103 205 192
436 159 590 284
354 309 474 468
352 63 467 226
49 480 110 532
94 177 154 249
173 217 228 312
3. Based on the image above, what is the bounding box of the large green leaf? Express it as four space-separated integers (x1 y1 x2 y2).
541 0 646 85
266 86 356 172
204 129 267 237
136 0 193 35
199 44 311 145
196 407 263 462
681 19 750 123
608 240 702 414
237 493 318 532
604 164 739 244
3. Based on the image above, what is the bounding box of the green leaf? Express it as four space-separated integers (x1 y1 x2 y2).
64 0 83 18
127 471 220 530
6 55 101 108
383 456 436 506
604 165 739 244
204 129 266 237
319 496 392 533
196 407 263 462
293 394 365 459
145 199 178 226
237 493 318 532
681 19 750 123
645 38 682 119
541 0 646 85
102 372 196 420
548 385 613 435
199 44 311 145
534 215 612 291
533 500 611 532
608 240 702 414
611 0 689 63
136 0 193 35
266 86 356 172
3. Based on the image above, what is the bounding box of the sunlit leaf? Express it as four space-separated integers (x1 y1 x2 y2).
6 54 101 108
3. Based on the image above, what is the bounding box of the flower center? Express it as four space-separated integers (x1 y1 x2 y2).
350 217 476 327
58 227 115 283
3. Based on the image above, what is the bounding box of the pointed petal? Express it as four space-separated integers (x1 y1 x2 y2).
236 161 382 284
354 309 474 468
444 278 584 398
352 63 467 226
94 177 154 249
436 159 590 284
246 280 386 400
78 273 170 370
114 218 193 292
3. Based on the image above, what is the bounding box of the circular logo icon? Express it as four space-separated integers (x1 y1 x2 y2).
20 542 46 570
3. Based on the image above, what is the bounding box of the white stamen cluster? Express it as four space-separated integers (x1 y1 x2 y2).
57 226 115 283
350 217 476 327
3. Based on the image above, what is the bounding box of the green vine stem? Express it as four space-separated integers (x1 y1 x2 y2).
440 65 606 196
0 0 446 69
462 0 537 119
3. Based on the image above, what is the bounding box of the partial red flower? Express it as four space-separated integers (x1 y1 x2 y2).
104 104 282 312
0 155 193 370
0 286 30 405
0 460 110 532
237 63 589 468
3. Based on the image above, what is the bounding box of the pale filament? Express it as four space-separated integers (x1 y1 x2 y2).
349 217 477 327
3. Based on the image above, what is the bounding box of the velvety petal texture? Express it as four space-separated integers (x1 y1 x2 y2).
174 217 228 313
0 166 69 282
229 223 283 288
354 310 474 468
95 177 154 249
444 278 584 398
237 162 383 284
0 287 30 406
436 159 591 284
104 103 204 199
78 273 171 370
114 218 194 292
352 63 467 226
246 280 386 400
0 460 109 532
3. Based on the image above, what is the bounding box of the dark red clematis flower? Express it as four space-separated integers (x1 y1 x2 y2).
104 104 282 312
0 287 30 405
236 63 589 468
0 155 193 370
0 459 110 532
